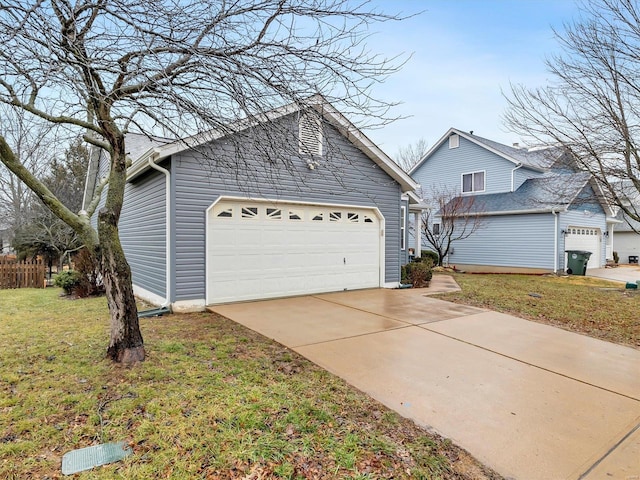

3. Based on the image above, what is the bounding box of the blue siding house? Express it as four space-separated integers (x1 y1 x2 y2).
409 128 617 273
85 98 418 310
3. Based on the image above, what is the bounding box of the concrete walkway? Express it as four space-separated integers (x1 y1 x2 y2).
210 276 640 480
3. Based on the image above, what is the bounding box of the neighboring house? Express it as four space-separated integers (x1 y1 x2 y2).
409 128 618 273
84 98 418 311
612 182 640 264
614 215 640 263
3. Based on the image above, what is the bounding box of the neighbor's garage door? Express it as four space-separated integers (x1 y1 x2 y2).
206 200 382 304
565 226 601 269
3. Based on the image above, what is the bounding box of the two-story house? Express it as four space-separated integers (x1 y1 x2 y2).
409 128 618 274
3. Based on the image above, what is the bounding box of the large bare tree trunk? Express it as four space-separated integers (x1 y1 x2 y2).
97 127 145 363
98 213 144 363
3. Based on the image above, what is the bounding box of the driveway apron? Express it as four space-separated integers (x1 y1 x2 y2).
210 277 640 480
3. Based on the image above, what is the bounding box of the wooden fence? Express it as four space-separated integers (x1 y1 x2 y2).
0 256 46 289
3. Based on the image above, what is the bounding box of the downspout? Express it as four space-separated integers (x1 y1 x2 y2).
552 209 558 274
511 163 523 192
147 157 172 308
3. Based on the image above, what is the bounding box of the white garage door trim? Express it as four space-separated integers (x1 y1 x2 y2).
205 196 386 305
565 226 601 270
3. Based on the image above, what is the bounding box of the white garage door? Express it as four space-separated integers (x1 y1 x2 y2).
206 200 382 304
565 226 601 270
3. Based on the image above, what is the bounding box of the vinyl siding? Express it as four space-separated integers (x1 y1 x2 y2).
513 166 545 191
172 115 402 301
90 150 167 299
568 184 605 214
119 169 167 298
447 213 556 269
413 136 516 196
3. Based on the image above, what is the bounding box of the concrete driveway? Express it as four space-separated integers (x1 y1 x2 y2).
588 264 640 284
210 276 640 480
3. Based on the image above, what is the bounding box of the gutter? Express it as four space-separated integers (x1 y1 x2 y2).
147 156 172 309
439 206 568 218
552 209 558 274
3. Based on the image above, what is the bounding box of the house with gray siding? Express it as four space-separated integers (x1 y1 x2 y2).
611 182 640 264
84 98 418 311
409 128 617 273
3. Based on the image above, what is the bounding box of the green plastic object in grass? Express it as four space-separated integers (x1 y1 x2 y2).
625 282 638 289
61 441 132 475
137 306 171 318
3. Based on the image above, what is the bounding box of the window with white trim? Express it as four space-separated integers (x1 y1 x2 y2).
241 206 258 218
433 222 441 235
449 134 459 149
462 171 485 193
400 206 406 250
299 113 323 156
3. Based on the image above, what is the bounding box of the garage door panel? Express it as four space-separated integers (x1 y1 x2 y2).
207 201 381 304
565 226 601 269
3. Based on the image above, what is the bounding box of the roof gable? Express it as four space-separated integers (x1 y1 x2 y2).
126 96 417 192
410 128 562 175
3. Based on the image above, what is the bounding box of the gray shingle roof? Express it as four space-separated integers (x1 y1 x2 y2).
469 133 562 170
449 172 591 215
124 133 173 160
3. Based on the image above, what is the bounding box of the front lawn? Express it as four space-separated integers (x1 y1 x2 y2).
0 288 500 479
437 274 640 348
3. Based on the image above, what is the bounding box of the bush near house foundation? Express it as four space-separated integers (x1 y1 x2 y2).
420 250 440 265
402 258 433 288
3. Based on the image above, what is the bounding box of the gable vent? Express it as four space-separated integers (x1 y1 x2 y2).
299 113 323 156
449 134 459 149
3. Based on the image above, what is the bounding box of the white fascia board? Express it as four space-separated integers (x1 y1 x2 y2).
315 102 418 193
125 96 418 193
588 177 618 217
126 103 301 180
435 206 569 218
408 127 457 175
410 127 547 175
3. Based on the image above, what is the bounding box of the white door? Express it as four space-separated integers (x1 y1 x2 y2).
206 200 382 304
565 226 601 269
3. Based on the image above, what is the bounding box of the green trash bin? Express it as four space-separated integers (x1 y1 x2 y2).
565 250 592 275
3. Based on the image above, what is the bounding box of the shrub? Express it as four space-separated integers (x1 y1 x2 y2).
613 251 619 264
54 270 82 295
73 248 105 298
402 259 433 288
418 250 439 265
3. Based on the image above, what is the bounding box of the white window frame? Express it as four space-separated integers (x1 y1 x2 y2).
449 134 459 149
461 170 485 193
400 205 406 250
432 222 441 236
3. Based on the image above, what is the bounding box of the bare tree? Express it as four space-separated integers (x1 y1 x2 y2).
0 1 406 363
421 186 485 266
0 107 54 243
13 138 88 272
504 0 640 225
395 137 429 171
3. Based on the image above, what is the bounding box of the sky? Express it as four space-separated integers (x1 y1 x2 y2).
361 0 581 158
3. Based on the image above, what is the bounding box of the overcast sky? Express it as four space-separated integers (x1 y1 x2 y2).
362 0 581 158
